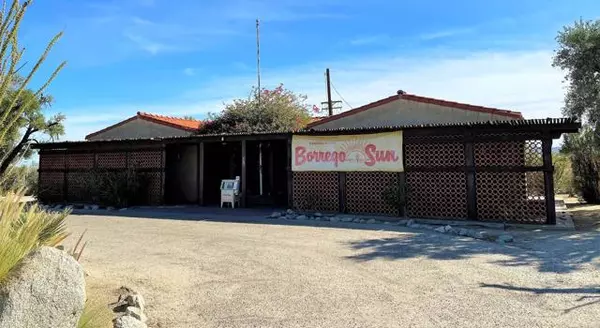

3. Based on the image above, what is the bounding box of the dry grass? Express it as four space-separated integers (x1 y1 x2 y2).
0 189 70 283
77 297 114 328
567 204 600 231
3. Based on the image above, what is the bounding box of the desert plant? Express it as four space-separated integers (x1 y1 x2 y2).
77 298 113 328
0 189 70 283
72 168 150 207
69 230 88 262
382 183 406 216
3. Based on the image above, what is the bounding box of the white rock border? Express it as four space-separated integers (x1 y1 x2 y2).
267 210 514 244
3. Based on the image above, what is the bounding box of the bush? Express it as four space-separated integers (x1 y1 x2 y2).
75 168 150 208
382 183 406 216
0 190 69 283
0 165 38 195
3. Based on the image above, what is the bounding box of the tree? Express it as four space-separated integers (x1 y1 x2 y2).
201 84 312 134
0 86 64 176
0 0 66 182
553 19 600 126
553 152 574 196
554 19 600 202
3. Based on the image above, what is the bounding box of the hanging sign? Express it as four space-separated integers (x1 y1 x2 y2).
292 131 403 172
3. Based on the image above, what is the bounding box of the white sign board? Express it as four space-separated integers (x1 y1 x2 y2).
292 131 403 172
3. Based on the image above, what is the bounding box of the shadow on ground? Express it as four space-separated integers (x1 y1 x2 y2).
480 283 600 313
345 229 600 274
70 207 600 274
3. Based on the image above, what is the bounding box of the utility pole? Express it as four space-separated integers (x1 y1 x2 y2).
256 18 263 196
326 68 333 116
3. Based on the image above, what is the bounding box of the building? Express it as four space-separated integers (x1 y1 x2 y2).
85 112 204 141
34 93 580 225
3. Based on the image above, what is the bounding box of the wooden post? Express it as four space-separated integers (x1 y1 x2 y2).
63 151 68 203
286 137 293 209
338 172 347 213
542 138 556 225
197 142 204 206
464 134 478 220
160 144 166 205
398 172 406 217
241 139 247 207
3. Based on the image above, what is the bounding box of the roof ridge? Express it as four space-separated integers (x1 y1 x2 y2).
137 111 200 122
307 92 524 128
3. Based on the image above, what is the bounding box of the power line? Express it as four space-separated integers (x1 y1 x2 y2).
330 81 353 109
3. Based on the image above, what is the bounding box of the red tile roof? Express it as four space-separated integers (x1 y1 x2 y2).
85 112 204 140
307 92 524 128
137 112 204 131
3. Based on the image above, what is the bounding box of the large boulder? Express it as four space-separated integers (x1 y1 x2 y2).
0 246 86 328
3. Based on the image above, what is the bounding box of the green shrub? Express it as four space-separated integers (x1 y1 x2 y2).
382 183 406 216
75 168 150 208
0 165 38 195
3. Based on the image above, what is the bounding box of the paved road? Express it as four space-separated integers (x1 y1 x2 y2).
65 212 600 328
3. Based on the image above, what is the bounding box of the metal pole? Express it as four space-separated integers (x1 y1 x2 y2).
256 19 261 108
259 142 263 196
326 68 333 116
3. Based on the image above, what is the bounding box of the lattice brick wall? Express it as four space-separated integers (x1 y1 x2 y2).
346 172 398 215
406 171 467 219
141 172 162 205
66 153 94 169
405 142 465 167
130 151 162 168
39 153 65 169
474 141 525 166
293 172 338 212
96 152 127 169
476 171 546 223
38 171 64 202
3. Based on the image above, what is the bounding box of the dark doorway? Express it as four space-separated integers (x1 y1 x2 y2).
245 140 288 207
165 144 198 205
203 141 242 205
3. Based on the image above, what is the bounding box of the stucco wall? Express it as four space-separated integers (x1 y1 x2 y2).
312 98 521 130
87 118 193 141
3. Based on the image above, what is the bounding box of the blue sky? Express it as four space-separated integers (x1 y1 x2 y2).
19 0 600 141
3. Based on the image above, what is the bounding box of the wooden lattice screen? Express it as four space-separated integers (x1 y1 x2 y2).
292 131 553 224
38 149 164 205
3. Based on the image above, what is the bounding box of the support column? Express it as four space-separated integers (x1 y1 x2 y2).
464 134 478 220
197 142 204 206
542 138 556 225
241 140 247 208
338 172 347 213
286 137 293 209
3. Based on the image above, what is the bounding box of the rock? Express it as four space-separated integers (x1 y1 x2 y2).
396 219 408 226
125 306 145 321
497 234 514 243
314 217 321 221
119 208 128 211
270 212 282 218
107 206 116 211
458 228 469 236
114 315 147 328
341 217 354 222
83 205 90 210
91 205 100 210
314 212 323 217
124 293 145 312
53 204 63 210
443 225 453 232
366 219 377 224
285 214 296 220
296 215 307 220
410 223 421 229
434 226 446 233
406 219 415 227
353 218 361 223
330 217 339 222
384 221 392 225
0 247 85 328
286 209 294 215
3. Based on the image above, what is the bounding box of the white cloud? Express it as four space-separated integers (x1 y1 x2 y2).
349 35 391 46
419 27 476 40
58 49 567 141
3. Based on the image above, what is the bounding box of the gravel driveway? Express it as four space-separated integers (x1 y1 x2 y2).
65 212 600 328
